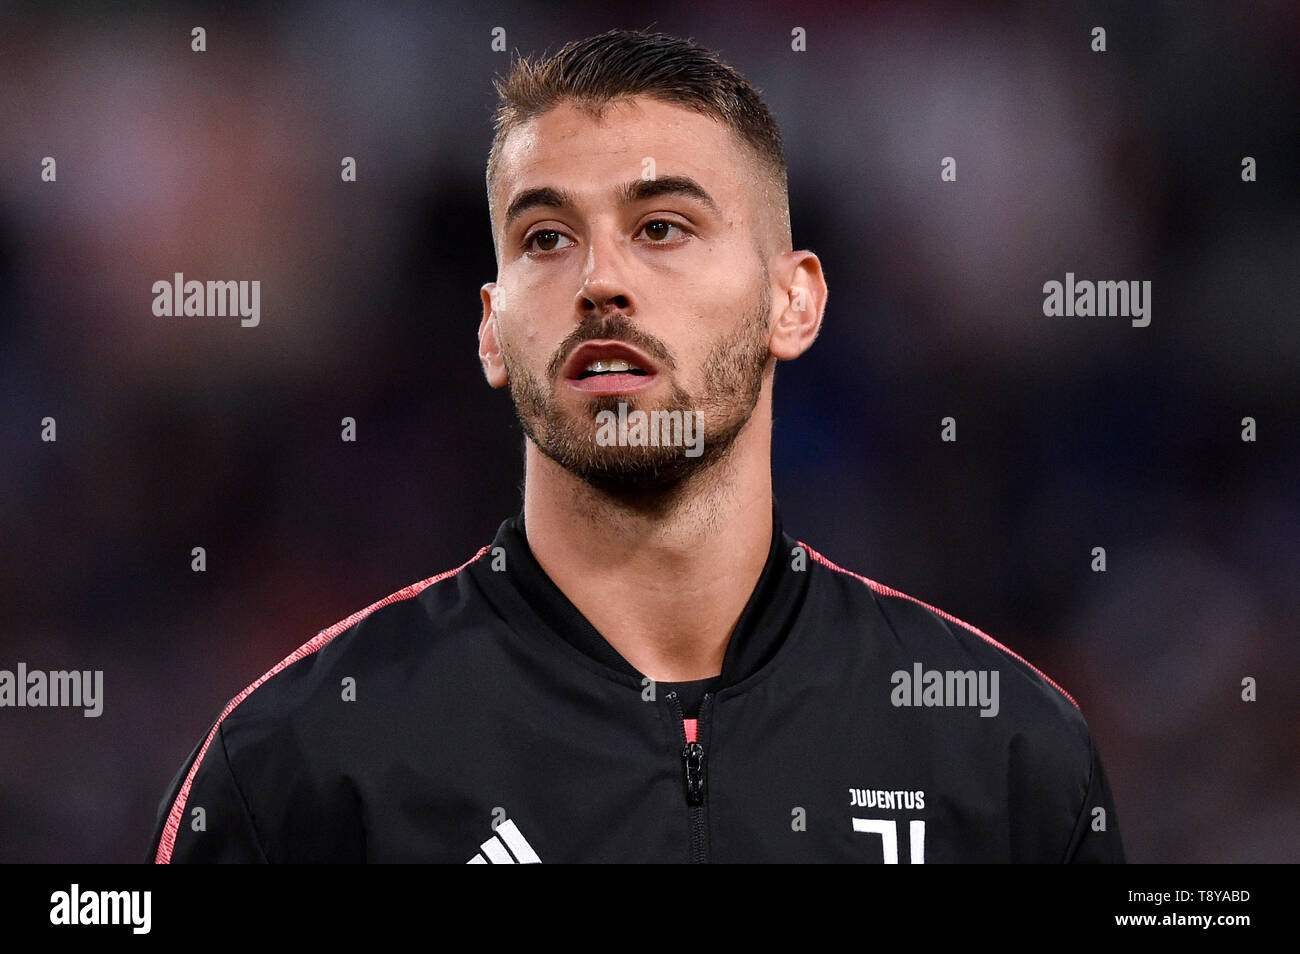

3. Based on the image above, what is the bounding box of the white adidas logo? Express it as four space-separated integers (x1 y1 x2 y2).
466 818 542 864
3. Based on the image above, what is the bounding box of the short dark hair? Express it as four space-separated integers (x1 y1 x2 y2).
486 28 789 236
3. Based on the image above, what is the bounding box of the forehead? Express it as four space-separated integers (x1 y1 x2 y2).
493 96 757 219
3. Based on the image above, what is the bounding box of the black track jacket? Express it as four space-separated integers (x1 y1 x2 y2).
149 506 1125 863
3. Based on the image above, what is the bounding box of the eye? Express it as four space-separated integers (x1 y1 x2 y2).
523 229 574 254
639 219 690 242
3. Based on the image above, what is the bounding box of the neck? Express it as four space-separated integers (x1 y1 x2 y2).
523 398 775 683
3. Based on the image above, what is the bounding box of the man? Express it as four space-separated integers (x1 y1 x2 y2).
150 29 1124 863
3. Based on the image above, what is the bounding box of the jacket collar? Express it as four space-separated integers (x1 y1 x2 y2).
472 499 809 692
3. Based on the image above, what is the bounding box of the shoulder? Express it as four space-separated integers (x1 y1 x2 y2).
152 548 490 861
223 546 491 728
799 541 1106 853
799 539 1086 731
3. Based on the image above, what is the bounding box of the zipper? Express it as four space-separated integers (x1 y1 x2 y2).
667 690 712 863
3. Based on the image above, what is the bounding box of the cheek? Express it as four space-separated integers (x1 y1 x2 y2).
499 311 561 377
670 326 729 389
695 286 770 367
507 274 571 344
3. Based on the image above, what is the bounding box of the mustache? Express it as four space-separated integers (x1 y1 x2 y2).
546 314 677 381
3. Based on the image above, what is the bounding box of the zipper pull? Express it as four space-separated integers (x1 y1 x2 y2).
668 691 708 807
682 738 705 806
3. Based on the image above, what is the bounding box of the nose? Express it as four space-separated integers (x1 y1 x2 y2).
574 229 633 322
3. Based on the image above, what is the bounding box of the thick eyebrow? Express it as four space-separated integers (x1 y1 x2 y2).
504 186 576 232
619 175 721 216
502 175 721 232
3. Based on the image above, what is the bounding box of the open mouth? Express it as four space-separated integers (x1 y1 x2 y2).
576 358 651 380
561 341 661 395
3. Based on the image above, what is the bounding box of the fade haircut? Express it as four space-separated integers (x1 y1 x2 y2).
486 28 791 253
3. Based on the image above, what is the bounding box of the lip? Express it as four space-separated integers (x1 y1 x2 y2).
561 340 661 395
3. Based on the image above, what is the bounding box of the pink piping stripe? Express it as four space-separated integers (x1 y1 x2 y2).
153 546 489 863
799 542 1080 710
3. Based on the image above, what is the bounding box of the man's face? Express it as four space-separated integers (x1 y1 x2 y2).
481 95 777 494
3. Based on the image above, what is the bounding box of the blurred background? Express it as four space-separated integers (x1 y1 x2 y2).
1 0 1296 862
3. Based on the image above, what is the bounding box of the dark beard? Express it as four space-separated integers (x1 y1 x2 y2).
503 278 772 496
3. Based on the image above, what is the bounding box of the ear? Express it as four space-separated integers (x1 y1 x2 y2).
478 283 509 388
768 250 827 361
